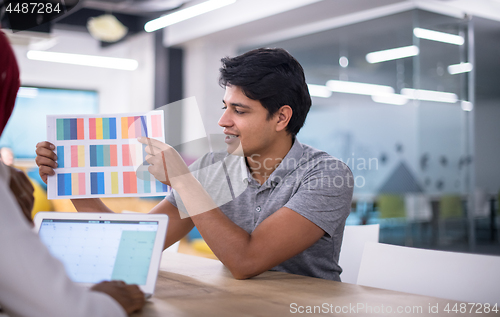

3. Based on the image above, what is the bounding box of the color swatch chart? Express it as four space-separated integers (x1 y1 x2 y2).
47 111 169 199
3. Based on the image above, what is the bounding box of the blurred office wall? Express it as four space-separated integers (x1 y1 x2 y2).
11 29 155 114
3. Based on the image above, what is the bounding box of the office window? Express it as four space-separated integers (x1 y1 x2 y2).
0 87 98 159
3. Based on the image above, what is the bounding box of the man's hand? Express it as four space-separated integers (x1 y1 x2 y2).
35 141 57 184
8 166 35 224
139 137 191 189
91 281 145 314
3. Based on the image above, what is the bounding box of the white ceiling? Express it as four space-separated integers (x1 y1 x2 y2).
163 0 500 46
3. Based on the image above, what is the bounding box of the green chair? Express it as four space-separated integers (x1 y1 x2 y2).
378 194 405 219
439 195 464 219
438 195 465 245
497 190 500 216
377 195 407 245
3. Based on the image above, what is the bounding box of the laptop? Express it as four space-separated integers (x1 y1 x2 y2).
33 212 168 298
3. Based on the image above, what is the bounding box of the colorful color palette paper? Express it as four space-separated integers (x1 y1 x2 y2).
89 117 117 140
57 118 84 140
57 173 85 196
47 111 168 199
122 144 148 167
90 145 118 167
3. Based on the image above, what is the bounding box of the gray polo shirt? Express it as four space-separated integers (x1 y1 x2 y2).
166 139 353 281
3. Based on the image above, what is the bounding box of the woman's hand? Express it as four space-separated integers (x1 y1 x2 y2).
91 281 145 314
35 141 57 184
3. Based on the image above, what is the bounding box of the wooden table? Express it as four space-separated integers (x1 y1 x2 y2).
134 253 495 316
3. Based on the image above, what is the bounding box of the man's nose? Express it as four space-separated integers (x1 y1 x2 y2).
218 109 232 127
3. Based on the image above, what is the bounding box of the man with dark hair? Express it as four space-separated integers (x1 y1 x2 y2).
219 48 311 136
36 48 353 281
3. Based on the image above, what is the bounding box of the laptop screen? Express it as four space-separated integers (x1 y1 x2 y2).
39 219 159 285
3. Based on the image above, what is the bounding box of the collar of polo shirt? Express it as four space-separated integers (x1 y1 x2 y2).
241 138 305 189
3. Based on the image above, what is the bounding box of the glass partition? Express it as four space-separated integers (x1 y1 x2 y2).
250 9 481 252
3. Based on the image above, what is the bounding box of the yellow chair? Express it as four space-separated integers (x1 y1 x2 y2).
51 199 77 213
192 239 214 255
30 179 54 219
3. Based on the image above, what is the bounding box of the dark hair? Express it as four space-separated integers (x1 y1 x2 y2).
219 48 311 136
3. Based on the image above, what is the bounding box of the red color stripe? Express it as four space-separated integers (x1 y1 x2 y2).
78 173 85 195
129 171 137 193
151 115 161 137
128 117 135 138
122 145 130 166
77 118 84 140
123 172 130 193
110 145 117 166
71 145 78 167
89 118 96 140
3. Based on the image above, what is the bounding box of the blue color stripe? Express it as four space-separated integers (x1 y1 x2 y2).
103 145 110 166
58 174 65 196
97 172 104 194
155 180 168 193
57 146 64 168
91 172 98 194
137 173 144 194
140 116 148 137
96 145 103 167
90 145 97 167
63 119 71 140
70 119 77 140
143 171 150 193
109 118 117 139
102 118 110 140
64 173 71 195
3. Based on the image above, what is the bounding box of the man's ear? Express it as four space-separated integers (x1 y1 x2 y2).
276 105 292 132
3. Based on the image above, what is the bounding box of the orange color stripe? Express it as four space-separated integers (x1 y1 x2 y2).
110 145 117 166
77 118 84 140
121 117 128 139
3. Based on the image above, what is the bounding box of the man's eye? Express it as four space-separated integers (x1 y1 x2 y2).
222 106 243 114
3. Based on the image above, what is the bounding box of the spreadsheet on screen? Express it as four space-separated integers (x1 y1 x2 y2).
38 219 158 285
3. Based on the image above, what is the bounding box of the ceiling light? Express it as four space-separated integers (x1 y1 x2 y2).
447 62 473 75
27 51 138 71
326 80 395 96
87 14 128 43
413 27 464 45
401 88 458 103
339 56 349 68
371 94 409 105
366 45 419 64
307 84 332 98
461 101 473 111
144 0 236 32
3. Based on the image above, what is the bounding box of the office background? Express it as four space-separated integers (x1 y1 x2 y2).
1 0 500 255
